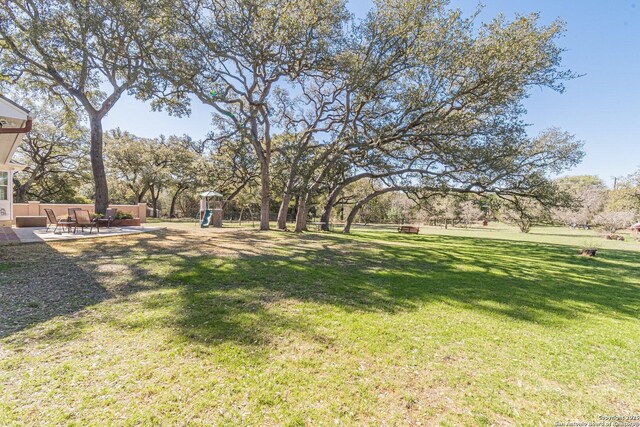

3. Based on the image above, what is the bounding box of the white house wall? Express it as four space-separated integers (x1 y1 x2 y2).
0 168 12 222
0 95 32 225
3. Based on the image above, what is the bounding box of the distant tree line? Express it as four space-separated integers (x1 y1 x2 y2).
552 174 639 234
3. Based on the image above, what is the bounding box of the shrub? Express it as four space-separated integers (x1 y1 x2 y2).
115 212 134 220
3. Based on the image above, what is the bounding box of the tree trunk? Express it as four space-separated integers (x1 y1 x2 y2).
343 202 361 233
343 195 377 234
150 185 161 218
293 195 300 219
153 196 159 218
294 194 309 232
169 187 185 218
277 192 292 230
89 115 109 214
343 187 411 233
320 168 426 231
169 194 177 218
320 187 341 231
259 160 270 230
277 161 299 230
136 187 148 204
320 193 338 231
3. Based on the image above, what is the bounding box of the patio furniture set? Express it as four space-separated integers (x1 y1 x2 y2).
44 207 117 234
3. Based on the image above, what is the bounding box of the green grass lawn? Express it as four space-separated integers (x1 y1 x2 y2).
1 225 639 425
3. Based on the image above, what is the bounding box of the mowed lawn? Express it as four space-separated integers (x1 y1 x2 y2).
1 224 639 425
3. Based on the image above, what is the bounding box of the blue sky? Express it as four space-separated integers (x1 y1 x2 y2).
103 0 640 184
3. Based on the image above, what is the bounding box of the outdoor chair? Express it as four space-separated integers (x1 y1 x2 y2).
67 207 82 222
97 208 117 229
44 208 74 233
73 210 99 234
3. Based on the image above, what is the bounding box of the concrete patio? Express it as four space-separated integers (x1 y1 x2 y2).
2 225 165 244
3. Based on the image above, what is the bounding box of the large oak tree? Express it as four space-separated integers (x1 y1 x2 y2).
0 0 167 212
146 0 349 229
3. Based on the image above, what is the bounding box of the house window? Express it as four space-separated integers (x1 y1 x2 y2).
0 172 8 201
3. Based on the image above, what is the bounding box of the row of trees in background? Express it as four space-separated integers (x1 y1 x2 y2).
105 128 259 218
2 0 636 233
553 174 640 234
12 104 640 233
413 173 640 234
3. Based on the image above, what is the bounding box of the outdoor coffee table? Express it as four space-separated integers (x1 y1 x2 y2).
56 219 76 233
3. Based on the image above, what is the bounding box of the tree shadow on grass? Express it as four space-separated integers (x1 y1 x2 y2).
351 231 639 312
91 228 640 348
0 243 111 339
2 228 639 349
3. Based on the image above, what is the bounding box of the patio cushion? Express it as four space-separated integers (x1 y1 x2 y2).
15 216 47 227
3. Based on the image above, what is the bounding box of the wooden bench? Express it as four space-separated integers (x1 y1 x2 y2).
15 216 47 227
398 225 419 234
